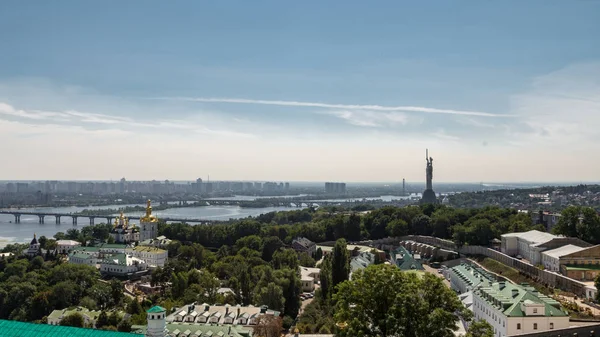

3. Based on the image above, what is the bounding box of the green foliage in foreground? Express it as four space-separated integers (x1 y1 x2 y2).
334 264 471 337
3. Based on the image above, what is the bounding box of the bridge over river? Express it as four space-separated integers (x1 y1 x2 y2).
0 211 223 225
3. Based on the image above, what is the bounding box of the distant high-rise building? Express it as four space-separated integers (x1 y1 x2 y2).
285 182 290 191
325 182 346 194
402 178 406 196
119 177 126 194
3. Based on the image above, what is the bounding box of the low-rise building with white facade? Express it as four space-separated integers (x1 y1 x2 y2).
473 281 569 337
55 240 81 254
501 230 557 264
126 245 167 268
449 263 495 294
167 303 280 326
501 230 590 266
541 244 587 272
100 253 148 277
300 266 320 292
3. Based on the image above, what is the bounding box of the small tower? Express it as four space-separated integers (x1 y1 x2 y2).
27 233 40 257
140 199 158 242
146 306 167 337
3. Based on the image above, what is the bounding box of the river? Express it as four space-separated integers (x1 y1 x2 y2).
0 202 296 246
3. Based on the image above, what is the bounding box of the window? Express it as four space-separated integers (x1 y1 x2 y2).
533 323 538 330
517 323 521 330
533 308 538 313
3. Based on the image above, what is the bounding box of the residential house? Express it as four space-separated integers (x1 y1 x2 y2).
300 266 320 292
292 237 316 257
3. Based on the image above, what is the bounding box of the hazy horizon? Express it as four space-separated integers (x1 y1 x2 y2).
1 1 599 182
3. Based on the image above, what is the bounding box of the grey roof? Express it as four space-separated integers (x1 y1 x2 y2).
501 230 557 244
292 237 315 248
542 244 587 259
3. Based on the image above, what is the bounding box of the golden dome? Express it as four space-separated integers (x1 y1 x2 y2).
140 199 158 223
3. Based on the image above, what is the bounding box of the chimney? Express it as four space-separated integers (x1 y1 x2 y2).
237 307 240 317
226 306 229 315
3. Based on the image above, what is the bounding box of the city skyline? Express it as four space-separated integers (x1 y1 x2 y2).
1 1 599 182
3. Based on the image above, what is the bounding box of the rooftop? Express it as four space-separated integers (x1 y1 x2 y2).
56 240 81 246
70 252 94 260
394 246 424 271
102 253 146 266
131 323 251 337
475 282 568 318
501 230 557 244
128 245 166 253
293 237 315 248
542 244 587 259
450 263 495 288
0 319 140 337
350 251 375 273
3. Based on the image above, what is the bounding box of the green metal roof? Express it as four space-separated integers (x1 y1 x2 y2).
393 246 424 271
70 253 94 260
564 264 600 271
475 282 568 318
131 323 251 337
0 319 141 337
147 306 166 313
97 244 127 249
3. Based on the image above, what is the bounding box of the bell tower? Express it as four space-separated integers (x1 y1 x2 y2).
146 306 167 337
140 199 158 241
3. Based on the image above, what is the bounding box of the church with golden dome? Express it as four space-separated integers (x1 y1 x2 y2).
110 212 140 243
109 200 159 244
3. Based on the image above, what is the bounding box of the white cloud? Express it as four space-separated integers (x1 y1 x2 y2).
153 96 510 117
320 110 409 127
0 102 256 138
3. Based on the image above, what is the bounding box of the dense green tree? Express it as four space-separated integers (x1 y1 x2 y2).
96 311 109 328
117 317 132 332
298 252 316 267
465 320 494 337
108 311 120 327
60 313 85 327
235 235 263 252
255 282 285 313
411 214 433 236
553 206 581 237
331 239 349 290
319 256 332 300
272 249 299 270
110 279 124 306
261 236 284 262
386 219 409 237
314 247 323 261
335 264 469 337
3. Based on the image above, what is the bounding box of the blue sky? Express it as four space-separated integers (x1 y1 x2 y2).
0 1 599 182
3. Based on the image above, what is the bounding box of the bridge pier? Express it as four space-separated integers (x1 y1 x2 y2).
14 214 21 223
106 217 113 224
38 215 45 224
55 216 61 224
72 216 78 225
89 217 95 225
